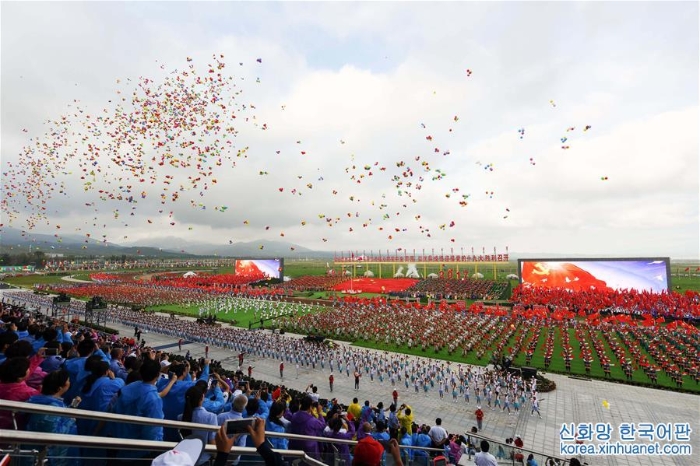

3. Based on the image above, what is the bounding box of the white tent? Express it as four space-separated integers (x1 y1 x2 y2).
183 271 197 278
363 270 375 277
472 272 484 279
506 274 519 280
427 273 439 278
405 263 420 278
343 270 352 276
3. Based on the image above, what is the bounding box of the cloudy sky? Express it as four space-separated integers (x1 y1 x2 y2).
1 1 698 258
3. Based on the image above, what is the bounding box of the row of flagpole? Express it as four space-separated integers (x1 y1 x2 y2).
336 246 509 261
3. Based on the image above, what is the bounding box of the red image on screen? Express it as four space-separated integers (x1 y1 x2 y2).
234 259 282 279
235 260 263 276
521 261 611 291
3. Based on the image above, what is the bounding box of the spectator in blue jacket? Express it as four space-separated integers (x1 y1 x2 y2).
179 385 218 465
30 326 56 355
109 358 164 460
161 359 210 441
411 424 433 466
62 338 109 405
194 373 226 414
39 341 65 373
360 400 375 425
108 347 128 381
24 369 79 466
399 426 414 464
77 355 125 436
265 400 290 450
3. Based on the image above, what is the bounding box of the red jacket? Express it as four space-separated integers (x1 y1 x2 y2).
0 381 40 429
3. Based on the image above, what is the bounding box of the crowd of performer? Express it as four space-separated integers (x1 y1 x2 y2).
4 283 698 391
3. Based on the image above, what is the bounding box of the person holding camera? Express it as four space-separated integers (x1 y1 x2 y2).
195 371 227 415
324 410 356 464
76 355 124 437
62 337 109 406
161 359 211 442
211 418 285 466
397 404 414 434
306 383 320 403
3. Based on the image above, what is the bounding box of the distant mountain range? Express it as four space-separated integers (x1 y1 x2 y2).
122 235 324 258
0 226 692 261
0 226 329 258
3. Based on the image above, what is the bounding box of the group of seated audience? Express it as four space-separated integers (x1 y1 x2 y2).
398 278 508 301
44 258 233 273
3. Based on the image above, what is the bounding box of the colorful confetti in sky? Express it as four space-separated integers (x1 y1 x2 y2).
1 2 698 257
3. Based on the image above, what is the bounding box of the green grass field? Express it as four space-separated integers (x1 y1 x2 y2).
146 303 260 327
283 261 330 278
3 274 72 287
146 300 324 330
669 274 700 294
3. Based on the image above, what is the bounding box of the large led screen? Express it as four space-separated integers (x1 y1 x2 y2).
235 259 283 280
519 258 670 292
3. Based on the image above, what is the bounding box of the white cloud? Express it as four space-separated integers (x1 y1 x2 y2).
1 1 698 258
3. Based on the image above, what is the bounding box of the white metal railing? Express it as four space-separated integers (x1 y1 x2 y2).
460 430 573 465
0 399 442 460
0 400 326 465
0 398 575 465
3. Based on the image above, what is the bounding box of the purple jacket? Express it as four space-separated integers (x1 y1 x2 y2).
288 410 326 459
326 421 356 464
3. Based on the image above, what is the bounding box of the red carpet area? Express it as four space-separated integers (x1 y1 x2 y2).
331 278 419 294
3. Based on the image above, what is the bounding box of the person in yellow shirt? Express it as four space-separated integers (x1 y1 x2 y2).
397 403 414 434
310 400 324 419
347 397 362 426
